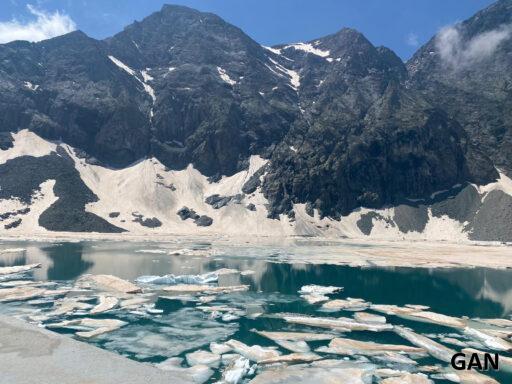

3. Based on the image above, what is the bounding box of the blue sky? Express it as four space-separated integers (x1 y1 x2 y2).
0 0 496 60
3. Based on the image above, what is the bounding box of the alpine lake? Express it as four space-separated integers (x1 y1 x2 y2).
1 239 512 383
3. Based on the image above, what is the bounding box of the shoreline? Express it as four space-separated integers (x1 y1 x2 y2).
0 315 193 384
1 232 512 270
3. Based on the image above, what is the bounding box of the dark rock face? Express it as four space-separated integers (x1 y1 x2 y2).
176 206 213 226
246 203 256 211
406 0 512 175
132 213 162 228
241 165 266 194
469 190 512 241
356 212 395 235
205 194 243 209
4 218 22 229
0 150 124 233
195 215 213 227
177 207 200 221
0 2 509 227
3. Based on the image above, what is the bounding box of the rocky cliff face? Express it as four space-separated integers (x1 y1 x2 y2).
0 2 510 237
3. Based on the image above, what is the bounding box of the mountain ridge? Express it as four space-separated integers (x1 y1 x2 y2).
0 1 511 239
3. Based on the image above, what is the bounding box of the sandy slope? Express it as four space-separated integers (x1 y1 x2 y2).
1 130 512 243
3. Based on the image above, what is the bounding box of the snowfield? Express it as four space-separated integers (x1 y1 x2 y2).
1 130 512 243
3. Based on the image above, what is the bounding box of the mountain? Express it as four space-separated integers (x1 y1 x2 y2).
0 2 511 241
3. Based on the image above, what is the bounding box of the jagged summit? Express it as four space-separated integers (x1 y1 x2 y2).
0 1 510 238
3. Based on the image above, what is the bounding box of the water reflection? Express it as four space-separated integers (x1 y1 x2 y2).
42 243 93 281
1 241 512 317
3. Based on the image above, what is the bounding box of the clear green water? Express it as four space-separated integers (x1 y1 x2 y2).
1 240 511 383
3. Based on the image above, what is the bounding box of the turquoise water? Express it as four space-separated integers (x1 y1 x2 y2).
1 240 511 382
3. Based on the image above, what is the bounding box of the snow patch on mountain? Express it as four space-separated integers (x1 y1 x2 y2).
1 132 512 242
262 46 281 55
267 58 300 90
23 81 39 91
0 180 58 234
216 67 237 86
283 42 330 58
0 130 56 165
108 55 136 76
108 56 156 102
474 170 512 198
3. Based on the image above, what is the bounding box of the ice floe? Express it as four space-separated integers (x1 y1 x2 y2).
380 373 433 384
221 356 252 384
157 357 214 384
394 327 456 362
278 314 393 332
136 272 218 285
321 298 369 312
259 352 321 365
226 339 281 362
298 284 342 304
0 263 41 276
90 295 119 314
353 312 386 324
249 360 376 384
186 350 221 368
76 274 141 294
317 337 425 356
371 305 466 328
254 330 336 342
163 284 249 294
463 327 512 351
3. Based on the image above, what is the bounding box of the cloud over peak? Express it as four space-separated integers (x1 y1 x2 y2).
0 4 76 44
436 23 512 68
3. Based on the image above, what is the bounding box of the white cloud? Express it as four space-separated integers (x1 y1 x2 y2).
406 32 419 47
0 4 76 44
436 23 512 68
